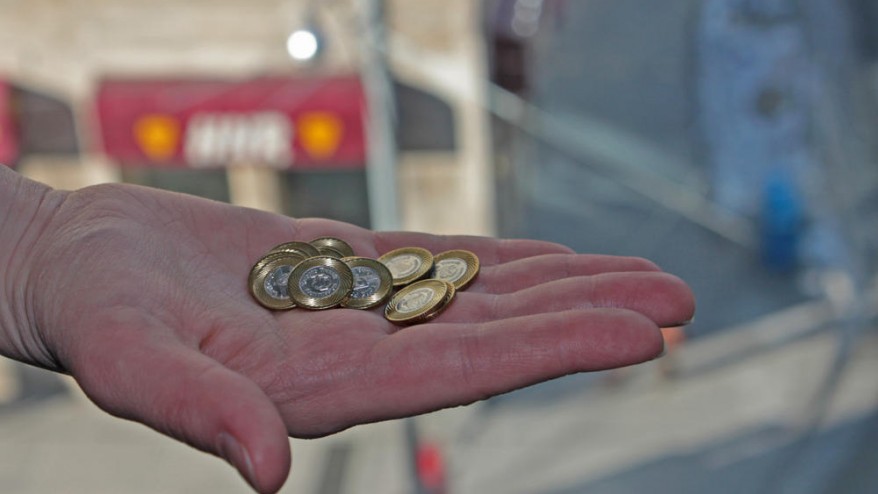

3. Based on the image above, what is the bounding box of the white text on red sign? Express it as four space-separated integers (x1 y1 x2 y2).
185 112 292 168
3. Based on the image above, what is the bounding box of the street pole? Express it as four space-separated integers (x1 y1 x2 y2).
361 0 401 231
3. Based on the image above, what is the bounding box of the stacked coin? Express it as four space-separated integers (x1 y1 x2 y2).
248 238 479 325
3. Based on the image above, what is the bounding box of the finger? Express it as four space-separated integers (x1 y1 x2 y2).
440 272 696 327
299 308 663 426
372 232 575 265
68 314 291 494
291 218 574 264
470 253 663 294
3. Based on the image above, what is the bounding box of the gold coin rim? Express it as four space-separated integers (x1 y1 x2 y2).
377 247 435 287
340 257 394 310
310 237 355 258
316 246 345 258
385 279 455 325
249 251 306 286
249 253 306 310
288 256 354 310
413 284 456 323
432 249 480 290
269 241 320 258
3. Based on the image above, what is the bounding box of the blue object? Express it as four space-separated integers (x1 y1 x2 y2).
760 172 803 270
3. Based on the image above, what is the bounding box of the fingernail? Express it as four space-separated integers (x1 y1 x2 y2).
658 339 667 358
217 432 257 490
651 339 667 361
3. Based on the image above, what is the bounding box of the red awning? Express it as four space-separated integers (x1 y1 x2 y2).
0 81 19 166
95 76 367 169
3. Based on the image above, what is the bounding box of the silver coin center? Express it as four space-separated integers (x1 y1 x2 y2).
385 254 422 279
299 266 342 299
435 258 468 284
396 287 436 314
350 266 382 299
264 265 293 299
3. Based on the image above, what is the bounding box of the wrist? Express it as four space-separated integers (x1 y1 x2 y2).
0 166 67 369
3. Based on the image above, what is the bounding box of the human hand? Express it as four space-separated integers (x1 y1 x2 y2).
9 182 694 493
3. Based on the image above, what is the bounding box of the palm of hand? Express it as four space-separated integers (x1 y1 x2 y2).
28 183 694 493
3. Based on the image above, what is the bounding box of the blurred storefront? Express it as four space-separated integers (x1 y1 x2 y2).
95 76 371 224
0 0 494 235
0 80 79 170
0 81 18 167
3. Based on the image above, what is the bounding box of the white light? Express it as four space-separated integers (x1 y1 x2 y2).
286 29 320 61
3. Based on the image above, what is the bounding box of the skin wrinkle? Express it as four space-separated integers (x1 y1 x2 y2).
386 325 520 411
239 207 288 265
3 183 66 368
288 345 414 431
120 351 227 450
112 184 170 222
196 302 283 363
254 214 303 252
73 194 274 356
582 326 633 367
270 383 360 436
262 329 363 403
435 279 597 324
198 316 277 376
454 330 494 403
372 231 406 258
390 329 473 399
69 314 157 401
0 180 39 340
189 213 242 264
468 254 665 296
56 265 186 368
150 362 218 439
109 240 225 350
470 321 560 388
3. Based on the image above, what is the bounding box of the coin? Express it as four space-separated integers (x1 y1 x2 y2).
249 252 307 310
340 257 394 310
385 279 456 325
315 246 345 258
378 247 434 287
432 249 480 290
310 237 355 258
269 241 320 258
249 251 307 293
288 256 354 310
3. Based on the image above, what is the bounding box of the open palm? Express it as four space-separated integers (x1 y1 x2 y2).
24 183 694 493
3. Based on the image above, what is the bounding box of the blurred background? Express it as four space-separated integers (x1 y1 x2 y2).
2 0 878 492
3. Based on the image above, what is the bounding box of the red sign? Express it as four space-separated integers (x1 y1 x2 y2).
0 81 18 166
95 76 367 169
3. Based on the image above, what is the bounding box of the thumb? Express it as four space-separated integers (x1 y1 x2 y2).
67 323 290 494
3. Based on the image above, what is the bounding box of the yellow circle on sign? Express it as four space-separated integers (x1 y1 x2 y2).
298 112 344 160
133 114 180 161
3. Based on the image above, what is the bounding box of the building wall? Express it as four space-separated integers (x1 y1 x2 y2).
0 0 494 235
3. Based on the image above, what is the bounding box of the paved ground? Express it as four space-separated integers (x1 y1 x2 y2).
0 369 410 494
1 294 876 493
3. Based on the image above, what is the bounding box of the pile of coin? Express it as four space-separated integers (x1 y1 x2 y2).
248 237 479 325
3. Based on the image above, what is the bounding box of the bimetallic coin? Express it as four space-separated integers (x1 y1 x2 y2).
249 251 307 293
378 247 434 287
316 246 345 258
385 279 456 325
289 256 354 310
269 241 320 258
310 237 355 258
249 252 306 310
432 250 480 290
340 257 393 310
